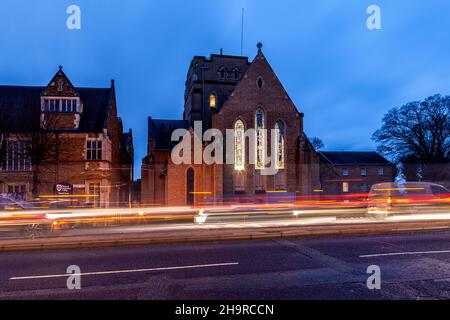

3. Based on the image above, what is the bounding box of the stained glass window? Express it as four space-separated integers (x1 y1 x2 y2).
275 121 285 169
255 109 265 169
234 120 245 171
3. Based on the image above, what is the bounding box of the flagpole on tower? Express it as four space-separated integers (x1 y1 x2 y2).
241 8 245 56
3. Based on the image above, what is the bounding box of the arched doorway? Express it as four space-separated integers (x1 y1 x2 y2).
186 168 195 206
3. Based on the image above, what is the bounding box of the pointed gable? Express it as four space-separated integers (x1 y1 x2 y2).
219 43 301 116
41 66 79 97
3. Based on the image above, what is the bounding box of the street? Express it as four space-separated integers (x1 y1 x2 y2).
1 231 450 299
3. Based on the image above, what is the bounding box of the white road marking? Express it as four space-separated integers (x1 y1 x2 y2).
360 250 450 258
9 262 239 281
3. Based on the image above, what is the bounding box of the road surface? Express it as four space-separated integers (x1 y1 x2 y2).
1 231 450 299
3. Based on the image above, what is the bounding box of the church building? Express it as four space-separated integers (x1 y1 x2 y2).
141 44 321 206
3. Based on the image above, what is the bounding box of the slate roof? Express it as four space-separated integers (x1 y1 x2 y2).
320 152 391 165
148 118 190 151
0 85 113 133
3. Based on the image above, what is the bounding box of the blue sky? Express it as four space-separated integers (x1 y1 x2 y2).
1 0 450 178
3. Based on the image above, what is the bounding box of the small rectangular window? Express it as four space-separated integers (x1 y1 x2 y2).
0 141 30 172
209 94 217 109
360 168 367 176
343 182 349 193
360 183 369 192
378 168 384 176
343 168 349 176
86 139 102 161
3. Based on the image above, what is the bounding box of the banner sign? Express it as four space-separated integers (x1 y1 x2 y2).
54 183 73 195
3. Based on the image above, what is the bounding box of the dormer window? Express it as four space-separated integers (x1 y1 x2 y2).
61 99 77 112
44 98 59 112
43 97 78 113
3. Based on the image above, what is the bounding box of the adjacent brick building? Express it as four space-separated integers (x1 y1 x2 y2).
142 44 321 206
319 152 395 195
0 67 133 208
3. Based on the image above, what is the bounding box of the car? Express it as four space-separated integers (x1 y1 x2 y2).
367 182 450 219
0 195 53 239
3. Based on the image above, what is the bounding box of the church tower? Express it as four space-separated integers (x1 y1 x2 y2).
183 51 250 132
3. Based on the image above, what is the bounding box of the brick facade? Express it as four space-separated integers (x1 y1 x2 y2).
142 45 320 206
0 68 133 208
319 152 395 195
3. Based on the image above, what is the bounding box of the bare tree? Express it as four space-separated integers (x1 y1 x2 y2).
0 112 11 167
15 116 60 198
27 133 57 198
372 94 450 163
311 137 325 151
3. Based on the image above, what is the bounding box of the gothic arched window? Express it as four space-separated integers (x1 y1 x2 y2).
275 121 285 169
234 120 245 171
255 108 265 169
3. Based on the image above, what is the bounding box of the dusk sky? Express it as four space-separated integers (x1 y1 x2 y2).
1 0 449 178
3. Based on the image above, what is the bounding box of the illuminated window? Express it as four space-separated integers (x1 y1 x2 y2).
255 108 265 169
342 182 349 193
360 168 367 176
343 168 349 176
378 168 384 176
275 121 285 169
234 120 245 171
209 93 217 109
